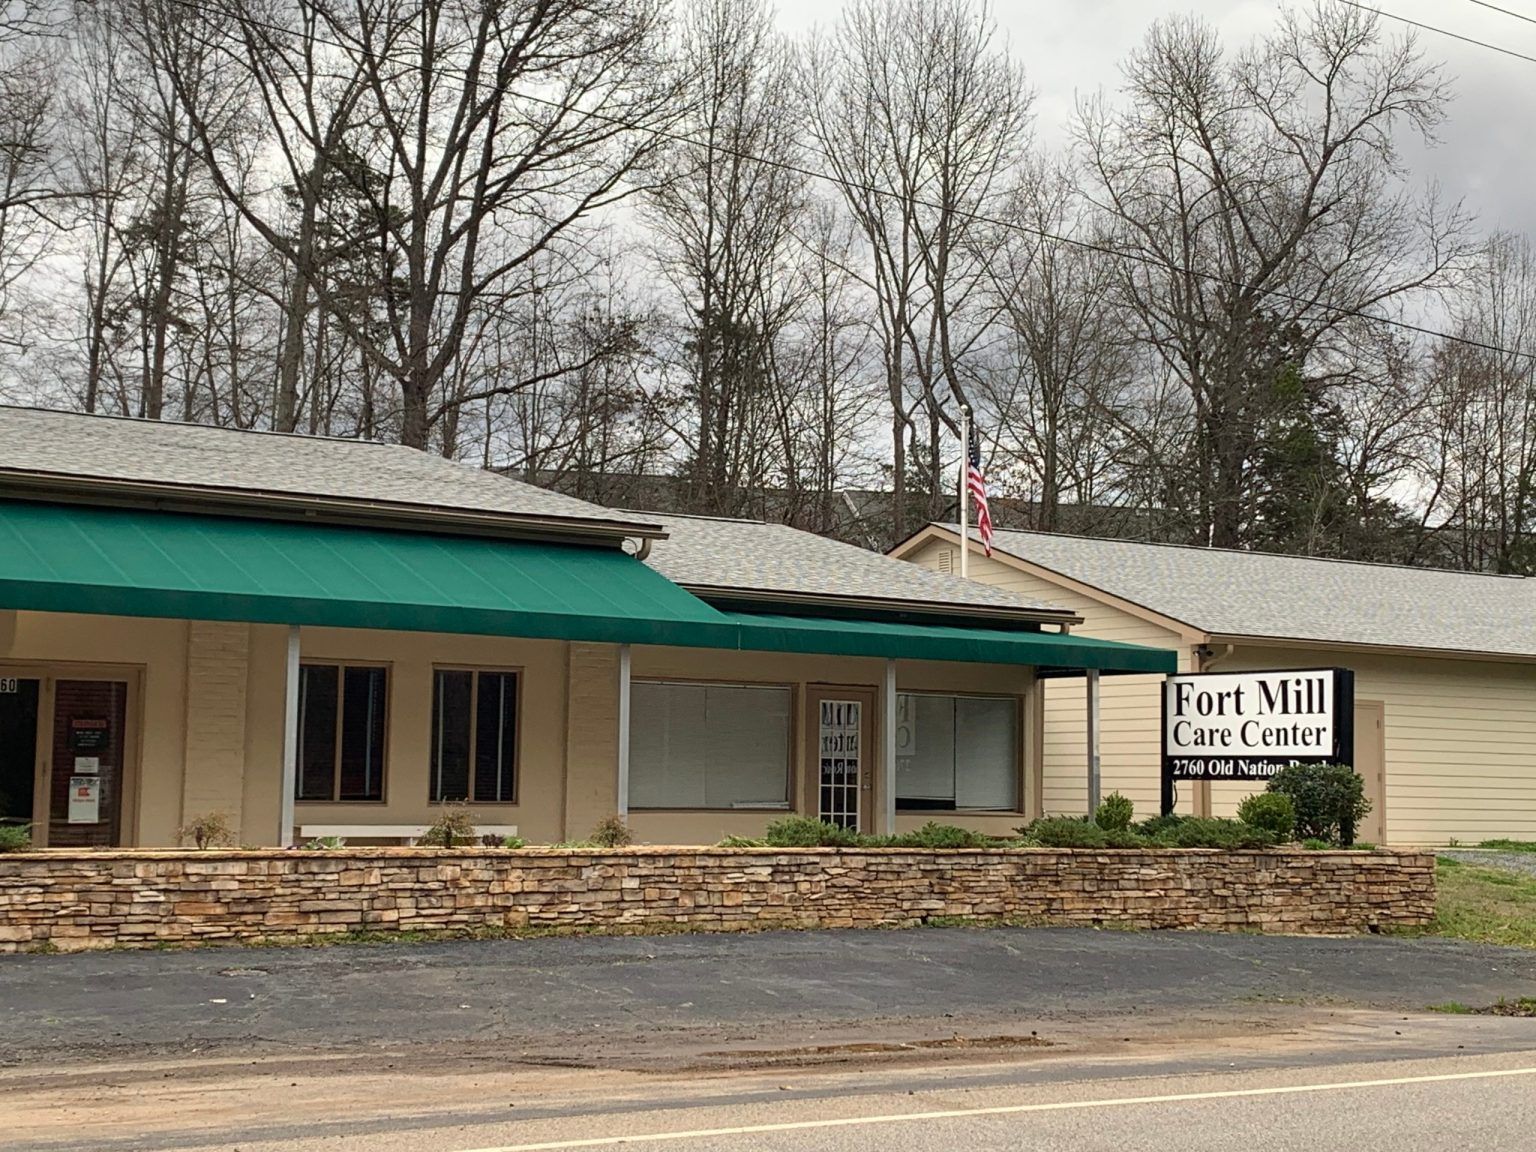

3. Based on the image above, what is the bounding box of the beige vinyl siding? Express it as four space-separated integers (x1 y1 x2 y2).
1209 645 1536 845
906 541 1190 818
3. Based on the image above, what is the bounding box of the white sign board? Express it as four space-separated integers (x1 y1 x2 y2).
67 777 101 824
1162 668 1353 782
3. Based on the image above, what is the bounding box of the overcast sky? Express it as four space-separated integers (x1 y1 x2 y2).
774 0 1536 238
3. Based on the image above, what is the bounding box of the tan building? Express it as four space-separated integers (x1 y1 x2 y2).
894 524 1536 846
0 409 1170 849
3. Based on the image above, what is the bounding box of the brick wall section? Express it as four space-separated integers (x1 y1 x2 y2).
180 621 250 828
0 848 1435 952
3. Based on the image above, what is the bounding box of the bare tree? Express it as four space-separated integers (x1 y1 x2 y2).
0 0 69 365
645 0 806 515
981 159 1134 532
803 0 1031 537
1078 2 1472 548
1417 234 1536 573
169 0 678 450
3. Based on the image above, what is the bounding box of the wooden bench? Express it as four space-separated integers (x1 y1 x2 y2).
298 823 519 845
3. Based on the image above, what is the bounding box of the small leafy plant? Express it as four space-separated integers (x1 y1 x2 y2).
1094 792 1135 832
302 835 346 850
178 811 235 850
588 816 633 848
0 823 33 852
418 805 478 847
500 835 527 849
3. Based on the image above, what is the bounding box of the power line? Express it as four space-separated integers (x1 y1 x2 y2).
1464 0 1536 30
1337 0 1536 65
147 0 1530 361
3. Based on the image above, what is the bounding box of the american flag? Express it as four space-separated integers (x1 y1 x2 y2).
966 422 994 557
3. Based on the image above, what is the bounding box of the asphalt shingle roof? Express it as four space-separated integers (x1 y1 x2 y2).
643 512 1067 617
0 407 650 530
981 526 1536 658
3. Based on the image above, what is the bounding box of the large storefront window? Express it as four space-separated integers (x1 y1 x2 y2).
297 664 387 802
895 693 1018 812
629 682 791 809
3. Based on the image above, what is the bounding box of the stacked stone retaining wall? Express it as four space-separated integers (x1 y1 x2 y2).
0 847 1435 952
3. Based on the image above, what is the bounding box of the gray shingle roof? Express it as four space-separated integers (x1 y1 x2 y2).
642 512 1069 617
980 526 1536 658
0 407 655 533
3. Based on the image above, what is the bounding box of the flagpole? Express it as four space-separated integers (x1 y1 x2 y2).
959 404 970 580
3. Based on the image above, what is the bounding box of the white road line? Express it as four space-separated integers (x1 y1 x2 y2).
457 1065 1536 1152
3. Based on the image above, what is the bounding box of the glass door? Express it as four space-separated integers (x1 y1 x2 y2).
46 679 128 848
0 675 40 839
807 689 874 832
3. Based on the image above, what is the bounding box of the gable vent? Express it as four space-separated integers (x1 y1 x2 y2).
937 548 954 574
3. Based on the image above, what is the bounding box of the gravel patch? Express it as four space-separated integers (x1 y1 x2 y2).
1439 849 1536 879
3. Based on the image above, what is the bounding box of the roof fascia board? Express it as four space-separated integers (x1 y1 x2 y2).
1206 632 1536 667
0 472 667 546
898 525 1205 645
680 583 1083 629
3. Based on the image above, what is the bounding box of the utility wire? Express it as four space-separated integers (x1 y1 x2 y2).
152 0 1530 362
1464 0 1536 30
1338 0 1536 64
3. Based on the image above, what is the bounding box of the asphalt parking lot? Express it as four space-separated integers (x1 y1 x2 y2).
4 925 1536 1065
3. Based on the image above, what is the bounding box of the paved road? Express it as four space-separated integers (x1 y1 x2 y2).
3 927 1536 1065
9 1032 1536 1151
6 928 1536 1150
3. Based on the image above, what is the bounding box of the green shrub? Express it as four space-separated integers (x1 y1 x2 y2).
0 823 32 852
301 835 346 850
501 835 527 849
1267 764 1370 845
1102 828 1150 848
1237 792 1296 841
763 815 860 847
1157 817 1276 850
1094 792 1135 832
718 835 767 848
1022 817 1108 849
588 816 632 848
417 805 477 847
1301 838 1331 850
893 821 994 849
1135 813 1188 839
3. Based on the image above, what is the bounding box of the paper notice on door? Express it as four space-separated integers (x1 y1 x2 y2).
73 756 100 774
68 777 100 824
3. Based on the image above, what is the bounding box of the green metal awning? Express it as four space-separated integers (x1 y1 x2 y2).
0 500 738 647
725 611 1177 674
0 499 1176 673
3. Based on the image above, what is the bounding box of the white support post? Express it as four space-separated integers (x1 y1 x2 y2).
279 625 300 847
616 644 632 819
882 659 897 836
1086 669 1102 816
